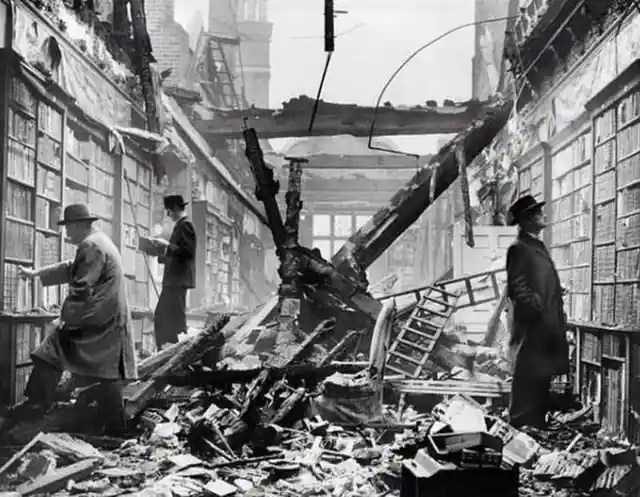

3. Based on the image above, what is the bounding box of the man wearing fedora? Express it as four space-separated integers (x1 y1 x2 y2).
150 194 197 348
506 194 569 429
8 203 138 435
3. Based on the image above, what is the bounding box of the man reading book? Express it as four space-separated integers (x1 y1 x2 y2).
151 194 197 348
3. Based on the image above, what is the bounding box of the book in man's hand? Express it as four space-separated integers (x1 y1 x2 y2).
138 236 166 256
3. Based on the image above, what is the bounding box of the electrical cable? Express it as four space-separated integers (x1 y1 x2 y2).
308 51 334 134
367 15 519 157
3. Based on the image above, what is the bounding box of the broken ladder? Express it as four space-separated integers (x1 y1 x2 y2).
385 285 461 378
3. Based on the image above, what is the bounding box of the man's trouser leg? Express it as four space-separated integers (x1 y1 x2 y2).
509 374 551 428
24 358 63 411
92 380 126 435
68 375 126 435
154 286 187 348
1 358 62 431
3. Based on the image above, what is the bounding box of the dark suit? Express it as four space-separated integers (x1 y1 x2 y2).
154 216 196 347
506 232 569 428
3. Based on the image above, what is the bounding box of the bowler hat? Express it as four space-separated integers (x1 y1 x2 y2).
507 194 546 226
163 194 189 209
57 203 99 225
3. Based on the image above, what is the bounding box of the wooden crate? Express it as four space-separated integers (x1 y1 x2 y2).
0 314 57 408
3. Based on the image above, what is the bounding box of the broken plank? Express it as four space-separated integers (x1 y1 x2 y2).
17 458 99 496
0 432 42 478
124 314 229 420
387 379 510 398
317 330 363 366
266 318 337 368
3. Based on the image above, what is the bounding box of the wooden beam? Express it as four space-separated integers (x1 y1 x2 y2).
195 98 492 139
268 154 431 169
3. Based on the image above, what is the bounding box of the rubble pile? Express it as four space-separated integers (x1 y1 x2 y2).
0 310 636 496
2 354 639 497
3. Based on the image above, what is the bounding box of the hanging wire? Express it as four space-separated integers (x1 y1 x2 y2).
308 51 334 134
367 15 519 158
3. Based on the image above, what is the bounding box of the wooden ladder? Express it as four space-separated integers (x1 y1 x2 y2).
385 285 461 379
379 267 505 311
205 35 243 109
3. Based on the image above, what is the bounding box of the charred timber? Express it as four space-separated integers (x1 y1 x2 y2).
123 314 230 420
158 361 370 387
331 97 513 282
233 97 511 337
195 97 493 139
243 125 285 248
277 158 306 335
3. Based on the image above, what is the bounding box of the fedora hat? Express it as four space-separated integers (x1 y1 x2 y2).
57 203 99 226
507 194 546 226
163 194 189 209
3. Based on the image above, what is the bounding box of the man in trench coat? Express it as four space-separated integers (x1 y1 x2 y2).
506 194 570 429
151 194 196 348
8 203 138 435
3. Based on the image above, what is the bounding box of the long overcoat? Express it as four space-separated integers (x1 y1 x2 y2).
506 232 569 378
32 231 138 380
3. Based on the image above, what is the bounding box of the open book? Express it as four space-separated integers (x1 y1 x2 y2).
138 236 166 256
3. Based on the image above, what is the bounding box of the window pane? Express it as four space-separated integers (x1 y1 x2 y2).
332 239 348 256
334 215 353 237
355 215 371 229
312 239 331 259
313 214 331 236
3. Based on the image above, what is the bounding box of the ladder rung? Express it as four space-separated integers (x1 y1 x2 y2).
430 286 459 299
464 279 475 305
409 315 441 329
396 338 431 353
389 351 422 365
421 294 453 308
386 364 410 376
415 306 450 319
404 326 438 341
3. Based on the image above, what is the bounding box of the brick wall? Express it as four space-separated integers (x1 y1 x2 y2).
146 0 191 87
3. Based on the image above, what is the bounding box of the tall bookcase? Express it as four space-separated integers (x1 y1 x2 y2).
123 154 153 310
592 88 640 327
64 123 90 259
0 76 64 405
548 131 592 322
517 156 544 200
3 77 65 311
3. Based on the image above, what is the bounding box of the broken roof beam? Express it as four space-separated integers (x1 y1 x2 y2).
195 97 493 139
268 153 431 169
331 96 513 280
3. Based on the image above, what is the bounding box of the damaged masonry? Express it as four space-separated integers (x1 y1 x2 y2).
2 1 640 497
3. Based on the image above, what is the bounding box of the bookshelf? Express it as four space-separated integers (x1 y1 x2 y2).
63 124 89 262
548 131 592 322
3 77 65 311
85 139 116 239
0 77 63 404
517 156 544 200
123 155 153 310
193 200 221 308
591 87 640 326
